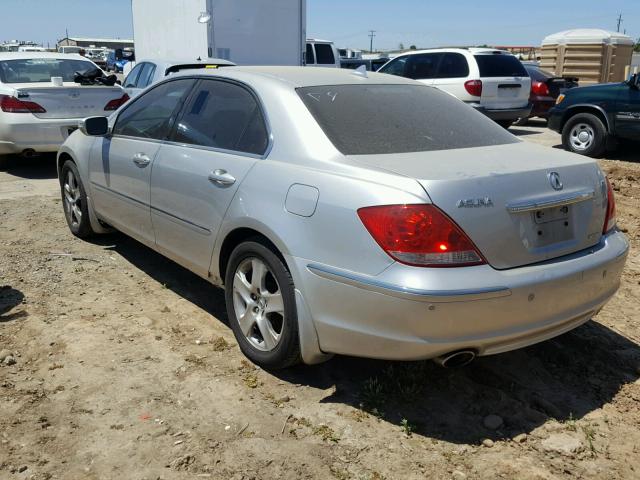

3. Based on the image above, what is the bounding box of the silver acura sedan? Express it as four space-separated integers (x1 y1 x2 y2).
57 67 628 369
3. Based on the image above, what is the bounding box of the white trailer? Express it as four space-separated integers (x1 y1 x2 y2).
131 0 306 66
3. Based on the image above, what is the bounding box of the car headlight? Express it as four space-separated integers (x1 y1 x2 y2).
555 94 565 105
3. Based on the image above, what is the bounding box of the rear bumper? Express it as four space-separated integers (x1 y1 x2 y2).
0 114 81 154
290 230 628 361
529 96 556 118
470 103 533 121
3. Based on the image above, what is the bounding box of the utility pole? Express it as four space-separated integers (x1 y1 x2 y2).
368 30 376 53
616 13 623 33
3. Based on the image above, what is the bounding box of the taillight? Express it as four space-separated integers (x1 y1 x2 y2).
531 81 550 96
357 204 485 267
0 95 46 113
104 93 130 111
464 80 482 97
603 178 617 234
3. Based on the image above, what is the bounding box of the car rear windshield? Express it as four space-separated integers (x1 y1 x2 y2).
297 84 518 155
0 58 97 84
474 54 527 77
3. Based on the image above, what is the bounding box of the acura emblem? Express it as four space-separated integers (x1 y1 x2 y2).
548 172 563 191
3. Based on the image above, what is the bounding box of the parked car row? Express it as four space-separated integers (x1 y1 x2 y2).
55 66 627 369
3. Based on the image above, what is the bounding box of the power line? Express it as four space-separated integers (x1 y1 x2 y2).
368 30 376 52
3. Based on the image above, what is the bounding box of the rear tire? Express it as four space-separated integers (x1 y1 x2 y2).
0 155 8 170
225 240 301 370
496 120 513 129
60 160 95 238
561 113 607 157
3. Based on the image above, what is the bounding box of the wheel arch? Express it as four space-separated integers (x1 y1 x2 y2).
216 223 290 286
560 105 612 134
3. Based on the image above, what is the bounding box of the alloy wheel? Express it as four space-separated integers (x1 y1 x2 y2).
232 257 285 352
63 170 82 228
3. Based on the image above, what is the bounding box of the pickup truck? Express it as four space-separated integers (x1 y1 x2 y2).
548 73 640 157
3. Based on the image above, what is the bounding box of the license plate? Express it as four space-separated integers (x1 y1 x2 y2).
531 205 572 247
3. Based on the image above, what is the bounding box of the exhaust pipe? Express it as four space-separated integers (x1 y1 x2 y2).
21 149 38 159
434 350 476 368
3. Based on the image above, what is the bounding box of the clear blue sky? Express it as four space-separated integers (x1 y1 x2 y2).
1 0 638 50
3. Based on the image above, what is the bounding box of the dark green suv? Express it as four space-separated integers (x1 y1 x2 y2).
548 73 640 157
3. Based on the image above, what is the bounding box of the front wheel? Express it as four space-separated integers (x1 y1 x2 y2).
60 160 95 238
225 241 301 369
561 113 607 157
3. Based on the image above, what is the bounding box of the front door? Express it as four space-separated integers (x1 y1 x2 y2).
615 83 640 140
89 78 196 246
150 79 270 276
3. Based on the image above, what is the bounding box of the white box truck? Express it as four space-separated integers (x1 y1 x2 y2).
131 0 306 66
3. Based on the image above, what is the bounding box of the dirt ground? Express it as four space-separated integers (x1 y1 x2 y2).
1 122 639 480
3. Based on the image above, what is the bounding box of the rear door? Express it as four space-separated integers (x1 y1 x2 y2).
404 53 444 86
89 78 195 246
150 78 269 276
474 52 531 109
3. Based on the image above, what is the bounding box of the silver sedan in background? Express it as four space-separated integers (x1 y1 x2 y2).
56 67 628 369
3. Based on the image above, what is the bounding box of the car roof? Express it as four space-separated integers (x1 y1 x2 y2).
173 65 419 88
393 47 512 57
138 58 236 68
0 52 93 62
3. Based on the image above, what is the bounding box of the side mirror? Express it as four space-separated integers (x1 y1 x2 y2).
79 117 110 137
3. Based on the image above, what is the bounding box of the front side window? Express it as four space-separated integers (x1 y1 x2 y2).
113 79 194 140
378 57 408 76
297 84 518 155
406 53 444 80
315 44 335 65
0 58 98 83
137 63 157 88
123 63 143 88
436 53 469 78
172 80 268 156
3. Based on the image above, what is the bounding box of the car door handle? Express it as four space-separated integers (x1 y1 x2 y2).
208 169 236 187
132 153 151 167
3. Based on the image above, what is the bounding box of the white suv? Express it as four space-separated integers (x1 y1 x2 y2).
379 48 531 127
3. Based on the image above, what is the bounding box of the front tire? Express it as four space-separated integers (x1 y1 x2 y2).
225 240 301 369
60 160 95 238
561 113 607 157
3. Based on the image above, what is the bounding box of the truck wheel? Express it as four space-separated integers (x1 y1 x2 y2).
562 113 607 157
225 240 301 370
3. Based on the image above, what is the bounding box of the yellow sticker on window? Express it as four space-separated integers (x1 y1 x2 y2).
205 65 218 69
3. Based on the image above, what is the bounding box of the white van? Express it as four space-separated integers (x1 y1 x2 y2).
378 48 532 127
306 39 340 68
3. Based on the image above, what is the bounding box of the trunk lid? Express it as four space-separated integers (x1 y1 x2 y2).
474 53 531 109
352 142 608 270
12 83 124 119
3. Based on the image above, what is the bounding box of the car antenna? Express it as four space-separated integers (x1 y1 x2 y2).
352 65 368 78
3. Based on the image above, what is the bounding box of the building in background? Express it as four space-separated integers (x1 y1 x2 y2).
57 37 134 52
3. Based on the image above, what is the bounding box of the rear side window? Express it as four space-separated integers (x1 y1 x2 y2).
405 53 444 80
298 84 518 155
315 44 336 65
113 79 194 140
123 63 143 88
306 43 315 65
437 53 469 78
171 80 268 155
474 54 527 77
